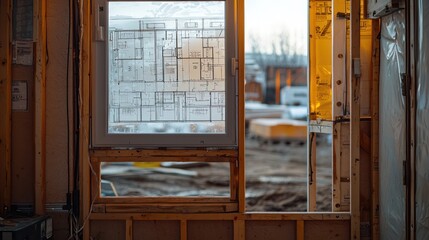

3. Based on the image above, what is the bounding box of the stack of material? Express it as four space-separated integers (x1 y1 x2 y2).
249 118 307 141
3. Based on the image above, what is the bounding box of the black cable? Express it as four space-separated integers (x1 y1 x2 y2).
308 133 315 185
63 0 73 213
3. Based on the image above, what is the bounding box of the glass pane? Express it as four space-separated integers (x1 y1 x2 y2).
101 162 230 197
108 2 226 134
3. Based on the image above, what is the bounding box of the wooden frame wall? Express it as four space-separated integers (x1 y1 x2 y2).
0 0 12 216
74 0 362 239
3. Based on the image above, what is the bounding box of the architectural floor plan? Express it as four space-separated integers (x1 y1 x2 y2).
108 17 226 133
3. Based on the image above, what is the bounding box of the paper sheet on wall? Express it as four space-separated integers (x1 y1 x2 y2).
12 80 28 111
13 41 33 65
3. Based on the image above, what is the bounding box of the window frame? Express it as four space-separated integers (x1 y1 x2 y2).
91 0 238 148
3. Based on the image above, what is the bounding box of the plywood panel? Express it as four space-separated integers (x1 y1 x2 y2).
245 220 296 240
188 220 233 240
133 220 180 240
47 211 69 239
90 220 125 240
304 221 349 240
11 66 35 204
45 0 69 203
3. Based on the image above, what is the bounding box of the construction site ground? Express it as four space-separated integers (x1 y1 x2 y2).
102 136 332 212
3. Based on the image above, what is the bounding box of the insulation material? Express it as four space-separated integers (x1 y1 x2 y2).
379 11 406 240
309 0 332 120
416 0 429 238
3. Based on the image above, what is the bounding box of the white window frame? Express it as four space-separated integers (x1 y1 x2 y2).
91 0 238 148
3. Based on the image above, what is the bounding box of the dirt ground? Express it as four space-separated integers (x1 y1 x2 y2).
102 137 332 212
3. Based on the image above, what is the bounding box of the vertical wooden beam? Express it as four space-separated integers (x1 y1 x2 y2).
275 69 281 104
0 0 12 216
230 160 238 201
370 19 380 240
237 0 246 213
180 220 187 240
307 1 317 212
233 220 245 240
349 0 361 238
81 0 92 238
126 219 133 240
332 123 341 211
296 220 304 240
332 0 347 213
34 0 47 215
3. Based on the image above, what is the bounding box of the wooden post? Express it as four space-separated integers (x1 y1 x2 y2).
0 0 12 216
370 19 380 240
81 0 92 238
34 0 47 215
237 0 246 213
349 0 361 238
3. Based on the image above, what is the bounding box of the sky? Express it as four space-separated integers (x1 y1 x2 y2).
245 0 308 54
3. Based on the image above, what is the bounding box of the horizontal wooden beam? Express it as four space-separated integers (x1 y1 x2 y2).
90 149 238 158
89 212 351 221
97 197 234 204
102 203 238 213
93 156 234 163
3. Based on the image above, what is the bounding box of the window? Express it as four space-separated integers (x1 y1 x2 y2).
92 0 237 147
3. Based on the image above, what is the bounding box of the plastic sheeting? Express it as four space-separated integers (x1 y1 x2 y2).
416 0 429 239
379 11 406 240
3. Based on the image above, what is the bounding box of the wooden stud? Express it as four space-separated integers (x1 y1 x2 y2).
237 0 246 213
332 123 341 211
349 0 361 238
296 220 304 240
233 220 245 240
81 0 92 238
230 160 238 201
180 220 187 240
370 19 380 240
0 0 12 216
126 219 133 240
332 0 347 214
307 1 317 212
34 0 47 215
